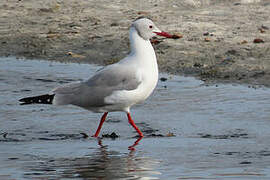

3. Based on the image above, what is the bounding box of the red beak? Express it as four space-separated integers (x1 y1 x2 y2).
154 31 173 38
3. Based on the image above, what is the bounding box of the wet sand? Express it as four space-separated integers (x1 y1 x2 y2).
1 0 270 86
1 57 270 179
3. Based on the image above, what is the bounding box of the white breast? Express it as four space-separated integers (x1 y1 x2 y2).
102 26 159 113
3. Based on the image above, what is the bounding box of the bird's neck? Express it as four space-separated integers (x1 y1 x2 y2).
129 27 155 58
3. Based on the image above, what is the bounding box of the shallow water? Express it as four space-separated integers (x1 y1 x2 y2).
1 57 270 180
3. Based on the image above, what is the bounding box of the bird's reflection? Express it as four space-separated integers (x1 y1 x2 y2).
62 137 160 179
128 136 143 151
24 137 160 180
97 136 143 151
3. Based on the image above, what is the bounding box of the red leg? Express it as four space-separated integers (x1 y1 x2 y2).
93 112 108 137
127 112 144 137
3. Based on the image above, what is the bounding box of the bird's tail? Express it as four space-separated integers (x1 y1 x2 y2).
19 94 55 105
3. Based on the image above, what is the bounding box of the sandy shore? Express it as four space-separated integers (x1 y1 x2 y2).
1 0 270 86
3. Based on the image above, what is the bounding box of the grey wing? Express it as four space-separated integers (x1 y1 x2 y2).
86 63 141 90
52 64 141 108
52 82 92 106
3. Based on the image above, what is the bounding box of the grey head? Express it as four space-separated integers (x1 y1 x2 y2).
131 18 162 40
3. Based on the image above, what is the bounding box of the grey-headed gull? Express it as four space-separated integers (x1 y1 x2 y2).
19 17 173 137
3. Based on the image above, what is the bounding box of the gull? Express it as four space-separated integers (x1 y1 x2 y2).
19 17 173 137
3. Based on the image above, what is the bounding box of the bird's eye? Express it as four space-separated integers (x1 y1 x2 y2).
149 25 153 29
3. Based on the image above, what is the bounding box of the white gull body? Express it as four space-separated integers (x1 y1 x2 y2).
20 18 172 137
53 19 159 113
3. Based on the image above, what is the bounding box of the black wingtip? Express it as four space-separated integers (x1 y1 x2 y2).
19 97 28 102
19 94 55 105
19 97 33 105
